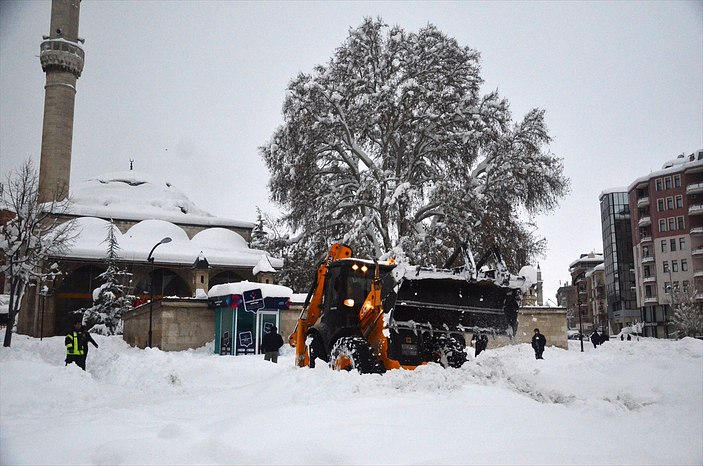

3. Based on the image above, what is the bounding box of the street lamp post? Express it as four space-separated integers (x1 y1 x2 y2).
147 237 172 348
576 273 585 352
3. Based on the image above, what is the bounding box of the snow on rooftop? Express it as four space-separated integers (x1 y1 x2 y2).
66 216 283 269
67 171 253 228
598 187 627 198
208 281 293 298
253 255 276 276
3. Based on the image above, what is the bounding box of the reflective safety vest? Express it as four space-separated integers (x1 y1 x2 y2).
65 331 85 356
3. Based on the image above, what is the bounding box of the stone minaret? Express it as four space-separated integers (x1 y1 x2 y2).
38 0 84 203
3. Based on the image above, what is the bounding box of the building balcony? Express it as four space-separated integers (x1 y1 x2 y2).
637 197 650 208
640 235 653 244
695 293 703 302
686 182 703 195
691 226 703 236
694 270 703 279
689 204 703 216
644 296 658 304
641 255 655 264
638 216 652 227
692 247 703 257
643 275 656 283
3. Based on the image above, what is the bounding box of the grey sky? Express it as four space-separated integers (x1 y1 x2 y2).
1 0 702 300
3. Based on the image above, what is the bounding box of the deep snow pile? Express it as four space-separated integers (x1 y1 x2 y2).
1 335 701 465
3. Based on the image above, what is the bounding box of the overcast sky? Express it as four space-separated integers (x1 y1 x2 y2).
1 0 702 300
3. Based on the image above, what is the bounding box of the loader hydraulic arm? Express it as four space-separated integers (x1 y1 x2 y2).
292 243 353 367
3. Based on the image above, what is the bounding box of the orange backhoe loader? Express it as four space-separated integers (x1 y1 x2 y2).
291 243 535 373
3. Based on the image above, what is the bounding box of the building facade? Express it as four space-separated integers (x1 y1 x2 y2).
628 150 703 337
568 252 604 333
599 189 638 333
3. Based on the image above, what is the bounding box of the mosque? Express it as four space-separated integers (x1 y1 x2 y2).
12 0 286 347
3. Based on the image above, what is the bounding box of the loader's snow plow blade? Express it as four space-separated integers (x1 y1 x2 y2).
383 276 521 367
391 277 520 334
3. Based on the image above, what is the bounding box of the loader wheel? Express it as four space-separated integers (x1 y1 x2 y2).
430 334 467 369
330 337 385 374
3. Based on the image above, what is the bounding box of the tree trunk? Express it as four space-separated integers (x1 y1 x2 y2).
3 310 18 347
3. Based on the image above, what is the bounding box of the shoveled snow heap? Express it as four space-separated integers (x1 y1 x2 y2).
1 336 701 465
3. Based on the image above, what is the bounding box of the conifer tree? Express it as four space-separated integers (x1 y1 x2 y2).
83 221 132 335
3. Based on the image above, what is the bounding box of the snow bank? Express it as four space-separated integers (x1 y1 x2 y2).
1 335 701 465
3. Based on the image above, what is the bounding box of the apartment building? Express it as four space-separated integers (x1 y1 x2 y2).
599 189 638 333
568 252 605 332
628 150 703 337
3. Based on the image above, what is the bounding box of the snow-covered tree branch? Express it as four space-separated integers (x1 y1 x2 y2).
0 159 76 347
259 17 569 288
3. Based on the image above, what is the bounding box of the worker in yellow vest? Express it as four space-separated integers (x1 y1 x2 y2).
65 316 98 370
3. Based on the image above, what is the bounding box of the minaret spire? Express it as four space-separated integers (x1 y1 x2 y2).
38 0 84 203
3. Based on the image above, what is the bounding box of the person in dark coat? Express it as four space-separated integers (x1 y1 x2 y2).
260 325 284 363
65 317 98 370
590 331 600 349
531 328 546 360
474 334 488 357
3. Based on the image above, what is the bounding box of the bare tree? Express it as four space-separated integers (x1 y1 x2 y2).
669 286 703 339
0 159 76 347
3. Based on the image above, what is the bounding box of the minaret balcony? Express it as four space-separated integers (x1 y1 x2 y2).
40 38 84 78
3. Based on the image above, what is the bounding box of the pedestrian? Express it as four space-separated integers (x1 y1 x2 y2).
531 328 546 360
474 334 488 357
65 316 98 370
260 325 284 363
590 331 600 349
620 334 624 341
627 334 632 341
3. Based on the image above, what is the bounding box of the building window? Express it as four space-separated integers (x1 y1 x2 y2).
670 238 677 251
676 195 683 208
682 259 688 271
663 261 669 273
672 260 678 272
680 237 686 250
659 219 666 232
665 176 672 190
645 285 653 298
674 174 681 188
643 265 651 277
683 280 690 291
667 197 674 210
677 216 685 230
656 179 663 191
657 199 665 211
668 217 676 231
661 240 668 253
664 281 671 293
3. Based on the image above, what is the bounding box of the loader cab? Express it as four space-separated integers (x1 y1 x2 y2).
320 259 395 334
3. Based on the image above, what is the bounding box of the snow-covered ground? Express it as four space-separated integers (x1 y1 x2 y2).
1 334 701 465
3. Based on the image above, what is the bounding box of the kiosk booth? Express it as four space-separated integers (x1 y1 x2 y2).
208 282 292 356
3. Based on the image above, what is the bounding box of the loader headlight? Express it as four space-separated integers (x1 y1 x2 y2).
361 264 368 273
343 298 355 307
352 263 359 271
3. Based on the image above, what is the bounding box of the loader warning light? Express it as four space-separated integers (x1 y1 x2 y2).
343 298 355 307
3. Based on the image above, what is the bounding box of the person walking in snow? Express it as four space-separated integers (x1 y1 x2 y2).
65 316 98 370
260 325 284 363
474 334 488 357
590 331 600 349
531 328 546 360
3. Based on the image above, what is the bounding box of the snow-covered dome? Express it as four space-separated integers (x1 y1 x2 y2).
192 228 248 251
124 219 190 244
67 217 122 257
67 170 252 228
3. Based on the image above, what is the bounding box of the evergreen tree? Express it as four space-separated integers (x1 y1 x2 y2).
260 18 569 288
250 207 268 251
83 221 133 335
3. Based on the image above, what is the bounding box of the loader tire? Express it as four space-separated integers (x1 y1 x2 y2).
330 337 385 374
430 334 467 369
